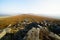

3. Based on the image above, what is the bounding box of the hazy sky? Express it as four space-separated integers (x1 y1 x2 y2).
0 0 60 18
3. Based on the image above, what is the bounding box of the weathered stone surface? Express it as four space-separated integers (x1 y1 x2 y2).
24 27 40 40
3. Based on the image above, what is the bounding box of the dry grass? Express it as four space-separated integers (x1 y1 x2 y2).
0 14 60 29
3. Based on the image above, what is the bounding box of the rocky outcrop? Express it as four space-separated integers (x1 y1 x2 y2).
24 28 40 40
0 20 60 40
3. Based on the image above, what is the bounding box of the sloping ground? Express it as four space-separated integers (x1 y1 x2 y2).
0 14 60 29
0 22 60 40
0 13 60 40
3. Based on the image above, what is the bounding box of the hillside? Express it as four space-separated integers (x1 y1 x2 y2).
0 14 60 29
0 14 60 40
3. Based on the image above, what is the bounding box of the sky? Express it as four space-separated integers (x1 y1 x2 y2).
0 0 60 19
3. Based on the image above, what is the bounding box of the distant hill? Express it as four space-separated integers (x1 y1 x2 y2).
0 14 60 29
0 13 10 16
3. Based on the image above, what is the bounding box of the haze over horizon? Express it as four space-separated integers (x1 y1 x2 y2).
0 0 60 19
